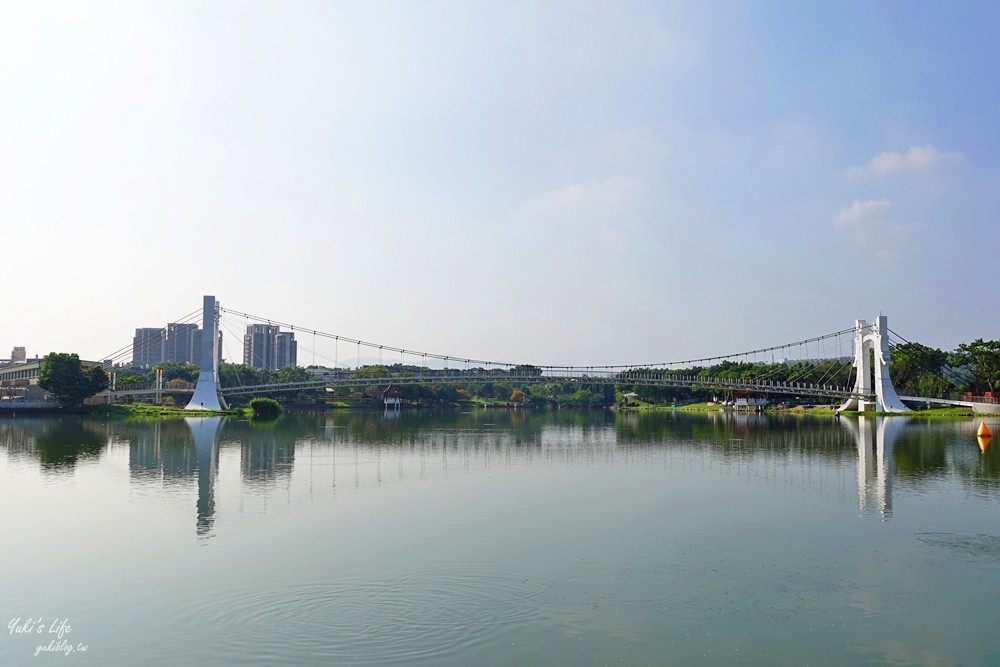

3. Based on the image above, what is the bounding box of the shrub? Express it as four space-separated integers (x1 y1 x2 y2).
249 397 283 420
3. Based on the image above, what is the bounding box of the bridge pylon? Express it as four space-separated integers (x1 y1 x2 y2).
186 295 228 411
839 315 909 413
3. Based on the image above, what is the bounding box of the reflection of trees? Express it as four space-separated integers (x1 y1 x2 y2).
614 411 857 462
877 419 1000 493
313 408 622 452
891 427 949 480
612 412 1000 501
320 409 536 446
888 420 1000 496
24 417 107 468
951 435 1000 491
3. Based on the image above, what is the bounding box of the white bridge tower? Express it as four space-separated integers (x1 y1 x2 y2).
839 315 910 413
186 295 228 411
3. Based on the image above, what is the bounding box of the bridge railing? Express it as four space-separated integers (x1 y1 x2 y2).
113 382 157 392
963 394 999 405
105 381 196 394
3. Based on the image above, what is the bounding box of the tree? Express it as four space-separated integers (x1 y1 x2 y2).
115 367 150 384
890 342 950 397
249 397 283 419
154 362 200 383
275 365 312 384
38 353 109 407
219 363 271 388
34 419 106 467
952 339 1000 395
354 365 391 380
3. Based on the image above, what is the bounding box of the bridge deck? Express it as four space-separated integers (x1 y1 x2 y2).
99 372 865 401
104 383 1000 414
211 372 862 400
900 395 1000 413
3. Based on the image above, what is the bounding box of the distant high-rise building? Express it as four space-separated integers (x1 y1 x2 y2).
244 324 278 369
192 328 204 364
1 346 27 368
166 323 200 364
215 329 224 365
243 325 296 370
131 321 222 368
132 328 165 367
276 332 297 369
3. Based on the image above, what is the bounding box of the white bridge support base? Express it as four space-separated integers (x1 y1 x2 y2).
186 295 228 411
839 315 910 413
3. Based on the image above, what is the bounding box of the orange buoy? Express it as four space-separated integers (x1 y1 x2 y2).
978 421 992 438
978 435 991 453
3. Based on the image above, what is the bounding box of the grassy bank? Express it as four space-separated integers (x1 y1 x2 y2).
675 402 726 412
95 404 243 419
838 406 977 418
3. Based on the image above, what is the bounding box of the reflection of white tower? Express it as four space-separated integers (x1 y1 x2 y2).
839 316 910 413
842 415 902 518
187 295 228 411
845 416 874 512
187 417 223 536
874 417 906 517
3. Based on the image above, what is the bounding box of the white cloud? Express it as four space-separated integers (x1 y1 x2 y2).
514 176 648 261
846 144 963 178
519 176 648 222
833 199 916 259
833 199 892 245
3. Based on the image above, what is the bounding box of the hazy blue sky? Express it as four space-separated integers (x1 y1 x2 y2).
3 1 998 367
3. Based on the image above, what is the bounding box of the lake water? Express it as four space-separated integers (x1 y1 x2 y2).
1 409 999 666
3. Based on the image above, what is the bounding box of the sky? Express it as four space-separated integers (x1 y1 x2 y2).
2 1 999 368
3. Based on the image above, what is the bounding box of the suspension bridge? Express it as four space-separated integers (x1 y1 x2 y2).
94 296 998 414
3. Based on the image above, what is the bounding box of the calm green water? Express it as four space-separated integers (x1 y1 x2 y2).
1 410 999 666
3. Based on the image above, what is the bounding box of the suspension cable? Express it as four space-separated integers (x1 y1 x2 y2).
221 306 853 372
100 307 203 365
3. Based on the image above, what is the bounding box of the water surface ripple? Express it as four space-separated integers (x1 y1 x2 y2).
187 567 549 665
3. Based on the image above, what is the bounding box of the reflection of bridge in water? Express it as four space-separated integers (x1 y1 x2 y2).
123 417 296 536
129 412 999 532
2 412 996 536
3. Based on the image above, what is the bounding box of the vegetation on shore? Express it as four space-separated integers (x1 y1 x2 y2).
94 404 242 419
249 397 283 420
675 402 725 412
838 406 976 418
38 353 109 407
